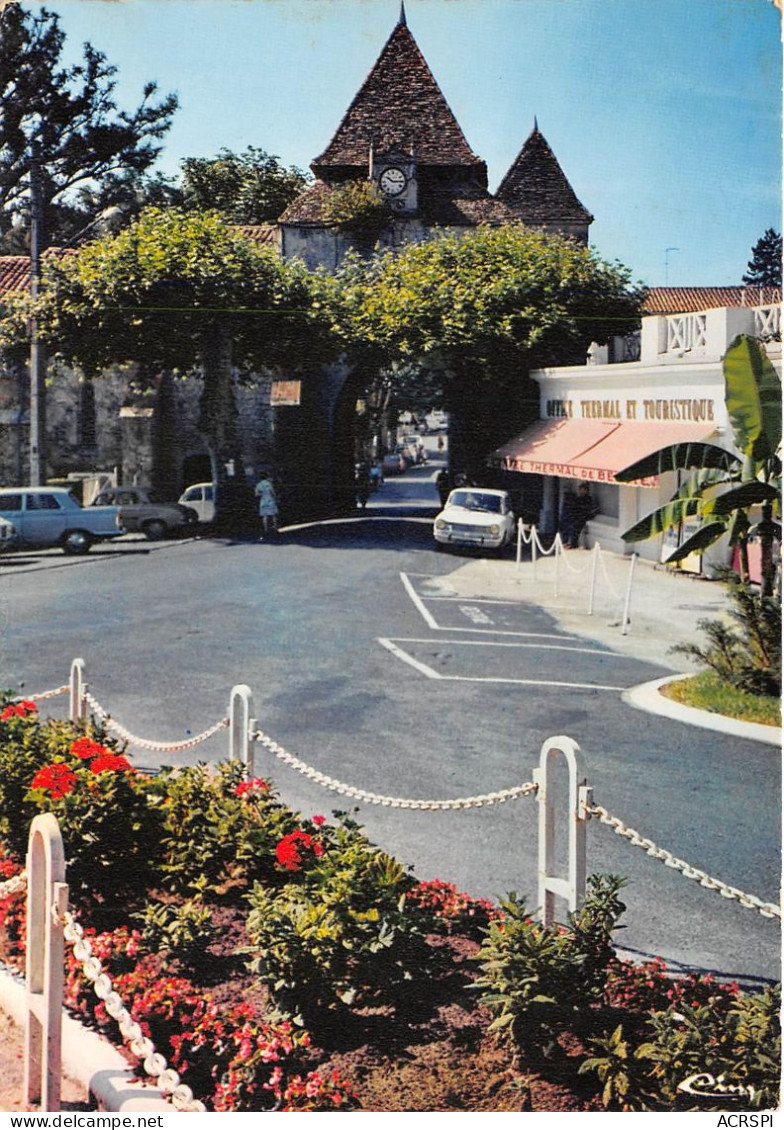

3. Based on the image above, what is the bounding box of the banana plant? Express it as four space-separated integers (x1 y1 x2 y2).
616 335 781 596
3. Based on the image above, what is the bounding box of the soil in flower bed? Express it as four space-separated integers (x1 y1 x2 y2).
201 909 599 1112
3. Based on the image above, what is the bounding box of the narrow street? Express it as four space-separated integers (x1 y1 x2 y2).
0 440 779 983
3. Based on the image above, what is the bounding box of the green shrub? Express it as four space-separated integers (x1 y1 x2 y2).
321 181 390 235
146 762 299 897
246 813 424 1022
25 735 161 909
581 985 781 1111
474 875 627 1061
137 897 214 971
671 569 781 697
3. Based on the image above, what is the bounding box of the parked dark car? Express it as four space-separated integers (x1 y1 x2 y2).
92 486 197 540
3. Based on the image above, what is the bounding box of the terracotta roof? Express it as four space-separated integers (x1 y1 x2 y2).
278 181 335 225
643 286 781 314
496 126 592 225
312 16 484 173
233 225 278 247
0 249 77 298
0 256 31 296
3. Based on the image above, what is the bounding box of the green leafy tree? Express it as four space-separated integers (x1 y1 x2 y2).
0 3 177 251
1 207 337 521
742 229 782 289
181 147 310 224
335 225 645 474
617 335 781 597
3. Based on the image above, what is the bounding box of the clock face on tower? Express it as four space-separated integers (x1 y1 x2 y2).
379 166 407 197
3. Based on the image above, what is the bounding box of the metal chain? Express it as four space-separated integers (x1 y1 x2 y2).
556 537 596 576
587 803 781 919
14 685 69 703
252 729 538 809
84 691 229 753
596 550 626 604
60 908 206 1112
0 870 27 899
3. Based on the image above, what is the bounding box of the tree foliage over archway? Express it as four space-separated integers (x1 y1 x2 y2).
1 207 338 513
334 225 646 471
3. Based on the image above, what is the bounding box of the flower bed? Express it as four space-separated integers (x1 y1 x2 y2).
0 703 778 1111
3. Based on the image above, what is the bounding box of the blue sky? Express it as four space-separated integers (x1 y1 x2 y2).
42 0 782 287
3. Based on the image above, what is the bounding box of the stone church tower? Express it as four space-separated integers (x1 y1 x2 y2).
279 4 592 269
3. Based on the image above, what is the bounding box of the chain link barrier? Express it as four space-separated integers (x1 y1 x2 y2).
0 871 27 900
596 547 627 603
252 728 538 809
84 691 229 753
60 908 206 1112
14 686 69 703
587 802 781 920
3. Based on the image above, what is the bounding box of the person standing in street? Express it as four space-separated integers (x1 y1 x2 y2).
255 472 279 538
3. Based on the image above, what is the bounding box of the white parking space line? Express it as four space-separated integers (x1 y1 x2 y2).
384 637 616 658
400 570 440 629
400 571 578 641
377 637 442 679
377 638 623 691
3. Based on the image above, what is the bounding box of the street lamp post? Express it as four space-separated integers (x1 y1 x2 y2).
28 145 45 486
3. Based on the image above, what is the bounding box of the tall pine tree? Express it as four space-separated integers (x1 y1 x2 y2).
0 3 177 251
742 229 782 288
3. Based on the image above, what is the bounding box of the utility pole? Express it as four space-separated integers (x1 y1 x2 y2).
29 143 46 486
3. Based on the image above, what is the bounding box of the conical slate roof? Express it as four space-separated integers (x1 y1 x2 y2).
312 12 484 173
496 125 592 224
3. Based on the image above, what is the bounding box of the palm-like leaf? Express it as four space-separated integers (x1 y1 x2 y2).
614 442 739 484
702 480 781 517
724 334 782 465
621 498 702 542
663 522 730 563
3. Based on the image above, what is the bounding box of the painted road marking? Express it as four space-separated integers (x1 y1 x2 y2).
377 638 623 691
400 572 578 641
384 637 614 658
459 605 494 625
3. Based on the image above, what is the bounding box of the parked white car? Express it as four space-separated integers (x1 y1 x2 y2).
400 434 427 464
177 482 215 523
434 488 515 552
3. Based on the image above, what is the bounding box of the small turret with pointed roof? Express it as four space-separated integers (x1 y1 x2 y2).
496 122 593 241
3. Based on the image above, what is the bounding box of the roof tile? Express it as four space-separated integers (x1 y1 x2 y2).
313 19 483 171
496 127 592 224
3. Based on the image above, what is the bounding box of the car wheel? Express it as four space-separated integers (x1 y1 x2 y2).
62 530 93 555
144 519 167 541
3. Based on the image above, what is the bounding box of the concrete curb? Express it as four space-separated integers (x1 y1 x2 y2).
0 961 172 1112
622 674 782 747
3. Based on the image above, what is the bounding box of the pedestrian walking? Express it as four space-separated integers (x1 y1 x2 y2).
255 473 279 538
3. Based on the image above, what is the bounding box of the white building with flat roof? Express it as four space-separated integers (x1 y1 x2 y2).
489 298 781 574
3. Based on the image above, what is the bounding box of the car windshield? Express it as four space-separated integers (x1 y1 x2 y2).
448 490 502 513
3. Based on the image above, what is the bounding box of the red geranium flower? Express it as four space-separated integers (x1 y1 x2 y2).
90 753 132 775
312 814 326 826
234 778 270 798
31 763 77 799
1 700 38 720
71 737 108 760
275 829 324 871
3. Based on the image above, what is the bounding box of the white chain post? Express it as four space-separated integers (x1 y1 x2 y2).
532 523 538 580
69 658 86 724
621 553 637 635
25 814 69 1112
229 685 254 770
553 533 561 598
587 542 600 615
516 519 523 580
533 736 589 927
